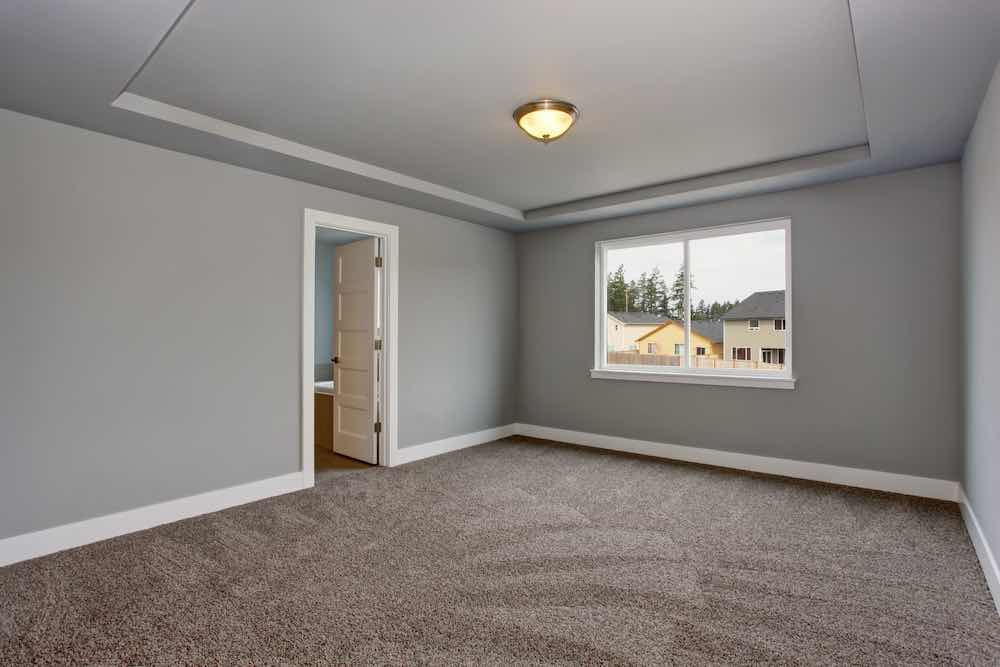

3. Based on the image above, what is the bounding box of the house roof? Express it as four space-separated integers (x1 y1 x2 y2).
635 319 724 343
691 319 724 342
720 290 785 320
608 311 668 325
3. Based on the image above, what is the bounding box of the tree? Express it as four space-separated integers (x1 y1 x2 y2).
668 266 693 318
606 265 628 312
642 267 666 315
634 272 648 312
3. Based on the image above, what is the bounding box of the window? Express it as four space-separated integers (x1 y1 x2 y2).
732 347 751 361
761 348 785 365
594 218 793 388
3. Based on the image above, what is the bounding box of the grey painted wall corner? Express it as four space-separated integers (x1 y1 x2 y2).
516 163 963 481
962 61 1000 567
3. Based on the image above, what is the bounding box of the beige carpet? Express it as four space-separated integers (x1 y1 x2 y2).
1 437 998 665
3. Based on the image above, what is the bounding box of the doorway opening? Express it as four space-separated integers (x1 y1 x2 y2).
302 209 399 487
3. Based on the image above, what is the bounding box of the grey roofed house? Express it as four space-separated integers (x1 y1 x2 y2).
720 290 786 320
608 311 669 325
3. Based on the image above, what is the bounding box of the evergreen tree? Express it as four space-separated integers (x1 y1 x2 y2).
643 267 666 315
606 265 628 312
668 266 693 318
634 272 648 312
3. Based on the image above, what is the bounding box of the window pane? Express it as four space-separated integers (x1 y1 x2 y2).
688 228 786 371
605 241 683 368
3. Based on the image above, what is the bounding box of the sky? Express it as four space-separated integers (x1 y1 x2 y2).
607 229 785 305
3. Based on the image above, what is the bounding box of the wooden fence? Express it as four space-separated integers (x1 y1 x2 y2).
607 352 681 366
607 352 784 371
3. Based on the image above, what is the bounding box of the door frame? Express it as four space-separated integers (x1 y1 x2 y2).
301 208 399 485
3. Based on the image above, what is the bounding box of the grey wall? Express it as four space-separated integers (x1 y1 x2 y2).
0 108 517 539
517 163 962 480
314 241 336 381
962 62 1000 560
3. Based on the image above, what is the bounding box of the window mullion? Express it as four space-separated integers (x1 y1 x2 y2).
683 240 691 370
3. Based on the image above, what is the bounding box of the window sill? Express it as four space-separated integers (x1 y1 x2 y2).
589 368 796 389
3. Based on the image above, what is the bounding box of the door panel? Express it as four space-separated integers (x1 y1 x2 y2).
335 367 369 403
333 237 378 464
339 291 370 324
337 329 371 363
335 402 370 440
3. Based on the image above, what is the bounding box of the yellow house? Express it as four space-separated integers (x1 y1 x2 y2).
606 311 667 351
634 319 724 358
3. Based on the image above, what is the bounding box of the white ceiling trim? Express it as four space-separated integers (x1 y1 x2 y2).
111 92 525 222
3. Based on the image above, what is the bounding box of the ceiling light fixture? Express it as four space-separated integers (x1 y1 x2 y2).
513 99 579 144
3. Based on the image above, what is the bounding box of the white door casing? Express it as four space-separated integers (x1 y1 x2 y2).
302 208 398 479
333 238 379 464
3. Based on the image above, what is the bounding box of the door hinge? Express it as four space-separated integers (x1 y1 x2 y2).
374 421 382 434
374 256 383 268
374 339 383 351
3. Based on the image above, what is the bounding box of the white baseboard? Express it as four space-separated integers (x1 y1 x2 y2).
0 423 967 577
392 424 517 466
513 423 960 502
0 472 308 568
0 421 520 568
960 488 1000 616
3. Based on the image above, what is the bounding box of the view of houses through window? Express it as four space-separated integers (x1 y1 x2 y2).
602 222 788 374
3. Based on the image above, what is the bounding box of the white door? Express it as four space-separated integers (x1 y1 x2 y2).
332 237 379 464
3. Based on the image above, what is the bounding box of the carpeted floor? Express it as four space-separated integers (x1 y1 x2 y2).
1 437 998 665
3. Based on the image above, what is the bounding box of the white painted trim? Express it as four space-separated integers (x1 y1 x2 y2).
513 424 958 501
302 222 317 486
392 424 517 466
0 472 306 568
960 488 1000 616
590 368 796 389
0 417 508 567
303 209 400 469
112 93 522 222
597 216 791 251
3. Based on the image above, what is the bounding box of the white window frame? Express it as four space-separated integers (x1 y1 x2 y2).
748 319 760 331
592 217 794 389
774 318 786 331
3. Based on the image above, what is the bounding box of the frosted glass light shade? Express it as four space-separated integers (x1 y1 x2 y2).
513 100 579 143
